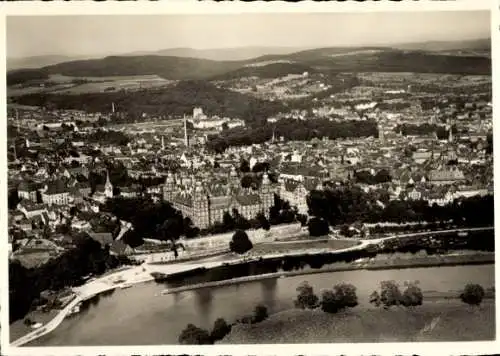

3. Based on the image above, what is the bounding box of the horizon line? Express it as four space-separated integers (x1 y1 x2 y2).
7 37 491 60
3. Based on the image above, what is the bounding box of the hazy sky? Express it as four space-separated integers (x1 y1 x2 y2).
7 11 490 58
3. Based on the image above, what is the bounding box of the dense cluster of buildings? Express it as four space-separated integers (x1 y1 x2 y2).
7 71 493 268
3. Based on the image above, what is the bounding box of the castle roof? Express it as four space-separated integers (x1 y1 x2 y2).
44 179 69 195
235 194 261 206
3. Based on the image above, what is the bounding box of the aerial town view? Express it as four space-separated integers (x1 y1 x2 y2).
6 11 494 347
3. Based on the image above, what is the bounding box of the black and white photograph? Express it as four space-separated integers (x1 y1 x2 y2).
4 4 496 353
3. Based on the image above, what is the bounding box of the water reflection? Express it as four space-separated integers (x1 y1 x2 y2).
193 288 213 326
30 264 495 346
260 278 278 310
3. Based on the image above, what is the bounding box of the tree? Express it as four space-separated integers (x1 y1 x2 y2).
460 283 485 306
222 211 235 230
379 280 403 308
320 283 358 313
297 214 308 227
369 290 381 307
320 290 339 313
294 281 319 309
401 281 423 307
307 217 329 237
333 283 358 308
241 175 253 189
210 318 231 342
239 159 250 173
178 324 212 345
252 304 269 323
229 229 253 254
256 212 271 231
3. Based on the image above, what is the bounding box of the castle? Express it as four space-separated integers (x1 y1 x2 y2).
163 167 274 229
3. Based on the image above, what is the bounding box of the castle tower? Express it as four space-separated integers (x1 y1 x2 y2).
163 172 175 201
193 181 210 228
161 136 165 151
260 172 273 218
104 170 113 198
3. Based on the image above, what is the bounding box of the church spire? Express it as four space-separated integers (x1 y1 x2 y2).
105 170 113 198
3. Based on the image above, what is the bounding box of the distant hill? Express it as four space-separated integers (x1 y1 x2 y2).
211 62 317 81
7 55 88 71
7 43 491 86
395 38 491 52
124 46 310 61
41 55 242 80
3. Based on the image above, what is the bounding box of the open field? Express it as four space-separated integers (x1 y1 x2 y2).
357 72 491 86
221 300 495 343
8 74 173 96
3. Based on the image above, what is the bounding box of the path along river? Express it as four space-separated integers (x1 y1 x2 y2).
27 263 494 346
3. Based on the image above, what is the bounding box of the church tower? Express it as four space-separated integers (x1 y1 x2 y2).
104 170 113 198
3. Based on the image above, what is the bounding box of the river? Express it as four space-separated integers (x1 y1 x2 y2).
27 264 494 346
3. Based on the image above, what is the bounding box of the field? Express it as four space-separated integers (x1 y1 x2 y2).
357 72 491 87
221 300 495 343
8 74 173 96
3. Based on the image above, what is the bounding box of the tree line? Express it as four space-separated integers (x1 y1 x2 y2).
207 118 378 153
306 186 494 228
9 233 132 323
10 80 286 128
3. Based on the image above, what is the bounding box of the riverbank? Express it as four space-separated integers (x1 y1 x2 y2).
11 248 494 346
10 226 494 346
159 251 494 295
220 300 495 343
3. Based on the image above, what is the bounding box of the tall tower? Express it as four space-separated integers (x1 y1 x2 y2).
163 172 175 201
183 115 189 147
111 102 116 114
378 124 385 145
104 170 114 198
161 136 165 150
447 118 454 143
260 173 273 218
193 180 209 228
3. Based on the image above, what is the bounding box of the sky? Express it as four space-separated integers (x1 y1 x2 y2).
7 11 490 58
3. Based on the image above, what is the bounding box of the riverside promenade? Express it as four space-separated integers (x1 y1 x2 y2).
10 226 493 347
